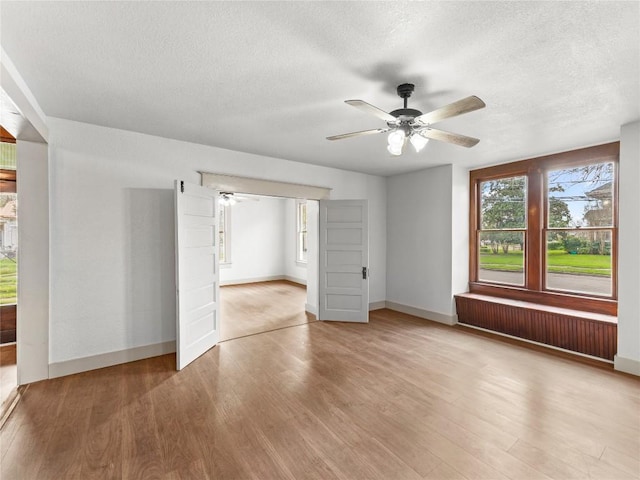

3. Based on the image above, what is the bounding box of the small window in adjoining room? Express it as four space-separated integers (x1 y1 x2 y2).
477 176 527 286
296 200 307 263
218 203 230 264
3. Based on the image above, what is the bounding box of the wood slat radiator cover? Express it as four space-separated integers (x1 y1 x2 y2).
455 295 617 360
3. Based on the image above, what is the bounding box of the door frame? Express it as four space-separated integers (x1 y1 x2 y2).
200 173 332 319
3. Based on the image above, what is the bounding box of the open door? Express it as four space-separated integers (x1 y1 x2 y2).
175 180 219 370
319 200 369 322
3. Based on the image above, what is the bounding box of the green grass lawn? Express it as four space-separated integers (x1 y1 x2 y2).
480 249 611 276
0 257 17 305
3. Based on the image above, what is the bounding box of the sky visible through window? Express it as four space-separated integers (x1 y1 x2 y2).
548 163 613 228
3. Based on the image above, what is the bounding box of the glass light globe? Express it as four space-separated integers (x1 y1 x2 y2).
387 130 406 147
410 133 430 152
387 144 402 156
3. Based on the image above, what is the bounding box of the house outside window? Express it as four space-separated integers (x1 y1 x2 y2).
296 200 307 264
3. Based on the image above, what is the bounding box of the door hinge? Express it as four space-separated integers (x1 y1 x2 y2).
180 181 184 193
362 267 368 279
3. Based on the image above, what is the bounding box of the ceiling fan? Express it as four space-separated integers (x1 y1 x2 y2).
219 192 259 206
327 83 486 155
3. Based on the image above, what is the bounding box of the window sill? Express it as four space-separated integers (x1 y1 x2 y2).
468 282 617 316
220 262 232 269
295 261 308 267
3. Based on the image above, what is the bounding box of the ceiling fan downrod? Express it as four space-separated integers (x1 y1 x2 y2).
389 83 423 122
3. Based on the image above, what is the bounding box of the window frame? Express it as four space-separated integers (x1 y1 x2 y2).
296 199 308 264
469 142 619 316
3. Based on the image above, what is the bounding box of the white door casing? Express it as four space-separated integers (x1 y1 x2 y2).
175 180 220 370
319 200 369 322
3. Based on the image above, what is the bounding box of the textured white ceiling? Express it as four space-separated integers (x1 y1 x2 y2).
1 1 638 176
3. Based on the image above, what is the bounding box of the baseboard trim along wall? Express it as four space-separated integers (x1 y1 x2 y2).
614 355 640 376
384 301 457 326
305 303 318 316
369 301 386 311
221 275 306 286
48 341 176 379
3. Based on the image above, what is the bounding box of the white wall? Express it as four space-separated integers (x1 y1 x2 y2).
616 120 640 375
450 164 470 311
386 165 457 324
16 140 49 384
47 117 386 364
219 197 287 284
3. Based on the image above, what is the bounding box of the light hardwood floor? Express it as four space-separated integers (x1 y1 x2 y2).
220 280 312 341
1 310 639 479
0 344 17 419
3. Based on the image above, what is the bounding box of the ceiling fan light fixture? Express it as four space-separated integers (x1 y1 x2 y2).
387 143 403 156
387 129 405 148
410 133 429 152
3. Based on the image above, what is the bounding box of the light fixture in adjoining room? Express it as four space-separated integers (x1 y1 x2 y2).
219 192 236 206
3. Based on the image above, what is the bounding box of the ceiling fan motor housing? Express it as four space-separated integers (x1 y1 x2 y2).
388 83 423 126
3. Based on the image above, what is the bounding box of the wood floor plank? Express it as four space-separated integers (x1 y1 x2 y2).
220 280 312 341
1 304 638 479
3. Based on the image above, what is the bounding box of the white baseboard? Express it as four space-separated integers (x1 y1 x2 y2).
369 301 386 311
305 303 318 316
384 301 457 326
221 275 307 287
220 275 285 286
49 341 176 379
284 275 307 286
614 355 640 376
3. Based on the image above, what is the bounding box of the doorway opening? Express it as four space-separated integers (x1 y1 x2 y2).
218 193 316 341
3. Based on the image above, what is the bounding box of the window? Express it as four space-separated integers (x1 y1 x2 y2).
478 176 527 286
218 203 230 264
296 200 307 263
470 142 618 315
0 140 17 307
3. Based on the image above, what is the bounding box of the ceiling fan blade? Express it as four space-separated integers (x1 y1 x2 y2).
345 100 397 122
417 127 480 148
326 128 390 141
414 96 486 125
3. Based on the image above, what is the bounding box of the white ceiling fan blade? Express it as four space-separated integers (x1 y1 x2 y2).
345 100 397 122
414 96 485 126
417 127 480 148
326 128 390 141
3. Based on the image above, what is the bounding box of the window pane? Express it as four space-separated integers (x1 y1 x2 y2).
547 162 614 227
0 192 17 305
478 231 525 286
480 176 526 230
546 230 611 296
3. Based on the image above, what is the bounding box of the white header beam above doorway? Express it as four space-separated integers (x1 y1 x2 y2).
200 172 331 200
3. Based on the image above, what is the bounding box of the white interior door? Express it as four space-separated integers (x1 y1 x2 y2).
319 200 369 322
175 180 220 370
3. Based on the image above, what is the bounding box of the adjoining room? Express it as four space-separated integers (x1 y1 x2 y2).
217 193 314 341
